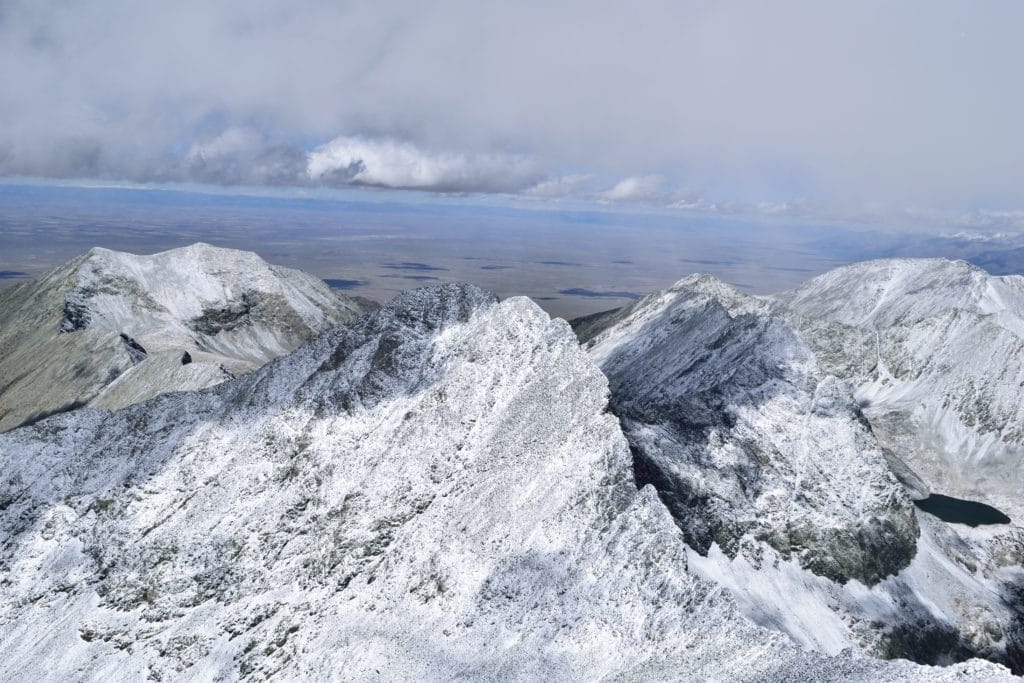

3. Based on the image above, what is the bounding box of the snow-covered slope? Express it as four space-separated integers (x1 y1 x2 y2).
782 258 1024 329
779 259 1024 520
576 273 1024 671
0 284 1004 680
0 244 364 432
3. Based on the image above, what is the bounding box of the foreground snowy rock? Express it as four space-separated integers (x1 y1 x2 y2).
0 244 364 432
0 284 1004 680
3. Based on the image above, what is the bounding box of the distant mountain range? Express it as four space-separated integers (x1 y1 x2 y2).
0 246 1019 679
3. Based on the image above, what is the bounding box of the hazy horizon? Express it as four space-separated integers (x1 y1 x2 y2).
4 182 1024 320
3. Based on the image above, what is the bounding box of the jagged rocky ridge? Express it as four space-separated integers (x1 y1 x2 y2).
0 284 1008 680
0 244 365 432
574 264 1024 672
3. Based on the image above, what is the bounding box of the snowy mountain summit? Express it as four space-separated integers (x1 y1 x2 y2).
0 244 364 432
577 274 919 587
0 282 1010 680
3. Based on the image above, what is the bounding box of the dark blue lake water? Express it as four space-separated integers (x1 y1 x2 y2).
913 494 1011 526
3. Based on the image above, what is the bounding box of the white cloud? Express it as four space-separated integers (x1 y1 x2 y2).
597 176 705 207
598 175 668 202
184 128 262 166
306 137 541 193
523 174 595 198
179 128 305 186
668 197 705 210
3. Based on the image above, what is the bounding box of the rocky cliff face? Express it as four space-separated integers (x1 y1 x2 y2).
773 258 1024 672
0 284 1001 680
0 244 364 432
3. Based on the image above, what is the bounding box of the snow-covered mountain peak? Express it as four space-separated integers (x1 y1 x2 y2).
622 272 771 323
0 244 366 432
666 272 767 314
572 272 769 353
61 242 359 346
779 258 1024 520
575 267 1024 669
782 257 1024 329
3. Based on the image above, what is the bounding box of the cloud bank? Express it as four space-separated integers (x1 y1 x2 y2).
1 1 1023 210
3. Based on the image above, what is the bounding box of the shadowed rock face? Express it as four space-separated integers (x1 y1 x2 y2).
118 334 147 364
189 291 260 335
59 297 92 332
578 275 919 587
0 243 365 432
0 283 995 681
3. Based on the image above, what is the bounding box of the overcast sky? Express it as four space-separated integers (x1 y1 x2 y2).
1 1 1022 213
